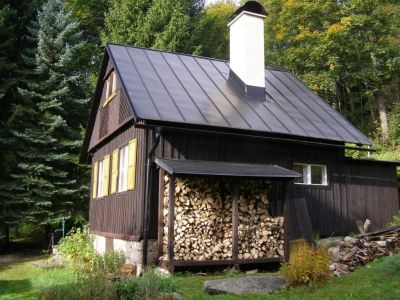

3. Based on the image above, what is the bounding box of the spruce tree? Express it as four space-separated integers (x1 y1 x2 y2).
6 0 89 236
102 0 205 53
0 0 44 243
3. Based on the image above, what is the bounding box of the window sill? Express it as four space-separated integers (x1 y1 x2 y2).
102 90 118 107
294 183 331 189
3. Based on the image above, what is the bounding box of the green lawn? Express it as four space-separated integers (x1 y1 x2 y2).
171 253 400 300
0 255 74 300
0 253 399 299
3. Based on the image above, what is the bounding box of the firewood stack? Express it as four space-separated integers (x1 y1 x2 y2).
328 226 400 276
162 177 233 261
238 181 284 259
161 176 285 262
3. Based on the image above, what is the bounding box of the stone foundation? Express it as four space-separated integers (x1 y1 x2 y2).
92 234 158 275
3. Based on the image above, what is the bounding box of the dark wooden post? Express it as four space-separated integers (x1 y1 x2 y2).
157 169 165 260
168 175 175 273
232 181 239 263
283 181 290 262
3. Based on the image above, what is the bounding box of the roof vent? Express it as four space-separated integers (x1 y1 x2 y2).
228 1 267 100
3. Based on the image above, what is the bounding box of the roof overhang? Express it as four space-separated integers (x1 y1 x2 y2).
155 158 300 179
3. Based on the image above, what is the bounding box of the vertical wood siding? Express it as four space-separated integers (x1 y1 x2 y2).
89 127 398 241
88 73 133 151
155 130 398 238
89 125 147 238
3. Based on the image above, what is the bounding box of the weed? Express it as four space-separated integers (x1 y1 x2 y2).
281 239 331 285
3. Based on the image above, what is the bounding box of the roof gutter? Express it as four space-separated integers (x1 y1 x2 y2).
135 123 375 152
142 126 162 272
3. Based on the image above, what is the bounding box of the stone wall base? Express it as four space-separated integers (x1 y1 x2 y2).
92 234 158 276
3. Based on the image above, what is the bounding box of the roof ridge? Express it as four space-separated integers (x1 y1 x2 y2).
106 42 290 73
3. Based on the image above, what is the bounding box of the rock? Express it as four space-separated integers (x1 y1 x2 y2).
245 269 258 275
31 261 61 269
328 246 342 261
344 236 358 245
203 275 288 295
155 267 171 277
317 236 344 248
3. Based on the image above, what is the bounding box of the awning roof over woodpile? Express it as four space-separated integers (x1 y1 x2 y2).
155 158 300 179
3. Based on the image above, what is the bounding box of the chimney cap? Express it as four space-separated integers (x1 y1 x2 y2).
228 1 267 22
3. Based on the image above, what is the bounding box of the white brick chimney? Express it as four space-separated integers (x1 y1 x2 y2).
228 1 267 99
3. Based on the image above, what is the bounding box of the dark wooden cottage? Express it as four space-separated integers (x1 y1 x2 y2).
81 2 399 274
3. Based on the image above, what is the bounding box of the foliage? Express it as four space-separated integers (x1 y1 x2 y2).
57 226 96 270
388 211 400 227
0 0 44 242
115 269 177 299
2 252 400 299
262 0 400 142
281 239 331 285
192 1 236 59
2 0 90 233
102 0 205 53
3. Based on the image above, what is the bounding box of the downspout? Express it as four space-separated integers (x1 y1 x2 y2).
142 126 162 271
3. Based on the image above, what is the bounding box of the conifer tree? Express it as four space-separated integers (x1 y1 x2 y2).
5 0 89 235
102 0 205 53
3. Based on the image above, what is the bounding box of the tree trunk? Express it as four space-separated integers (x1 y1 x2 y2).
377 93 389 142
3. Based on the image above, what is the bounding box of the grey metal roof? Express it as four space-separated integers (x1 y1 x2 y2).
155 158 301 178
107 43 372 145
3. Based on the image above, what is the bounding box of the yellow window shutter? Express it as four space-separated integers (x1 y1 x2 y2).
111 149 119 194
127 139 137 190
103 154 110 196
92 161 98 199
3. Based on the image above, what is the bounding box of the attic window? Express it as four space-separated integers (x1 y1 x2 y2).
293 163 327 186
103 70 118 107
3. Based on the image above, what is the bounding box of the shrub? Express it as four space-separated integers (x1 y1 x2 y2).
388 211 400 227
57 226 96 271
281 239 331 285
115 268 176 300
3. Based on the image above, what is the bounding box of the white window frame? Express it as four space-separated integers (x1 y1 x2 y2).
118 145 129 192
97 159 104 197
293 163 327 186
112 71 117 93
105 77 110 99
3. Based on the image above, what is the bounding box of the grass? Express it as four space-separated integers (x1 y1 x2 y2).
170 253 400 300
0 253 399 299
0 255 74 300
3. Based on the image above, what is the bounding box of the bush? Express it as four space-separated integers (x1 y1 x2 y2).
57 226 96 271
281 239 331 285
388 211 400 227
115 269 176 300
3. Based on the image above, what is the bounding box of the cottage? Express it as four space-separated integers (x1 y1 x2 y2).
81 2 399 274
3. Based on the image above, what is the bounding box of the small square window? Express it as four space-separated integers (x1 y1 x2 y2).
293 163 327 186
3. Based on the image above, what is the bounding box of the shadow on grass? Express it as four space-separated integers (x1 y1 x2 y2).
0 279 33 297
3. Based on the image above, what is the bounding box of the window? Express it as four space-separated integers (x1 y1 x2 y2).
94 155 110 198
112 71 117 92
97 159 104 197
118 145 129 192
293 163 327 185
104 70 117 106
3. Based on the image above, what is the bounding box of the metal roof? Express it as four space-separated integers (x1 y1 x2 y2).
107 43 372 145
155 158 301 178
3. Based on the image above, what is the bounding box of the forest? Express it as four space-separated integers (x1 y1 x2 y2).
0 0 399 245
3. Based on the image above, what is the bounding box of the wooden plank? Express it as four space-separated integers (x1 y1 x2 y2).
173 257 281 267
232 181 239 261
157 169 165 259
168 176 175 273
283 182 290 262
90 230 140 241
294 197 316 246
